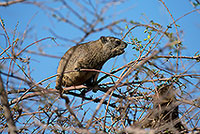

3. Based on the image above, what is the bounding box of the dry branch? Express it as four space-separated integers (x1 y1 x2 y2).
0 0 25 6
0 75 17 133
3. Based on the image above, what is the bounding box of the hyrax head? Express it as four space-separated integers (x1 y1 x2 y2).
100 36 127 58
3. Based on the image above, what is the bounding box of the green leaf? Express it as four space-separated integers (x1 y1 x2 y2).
176 24 180 27
15 38 19 42
1 18 5 26
193 2 200 7
167 25 172 29
130 20 134 24
147 35 150 39
148 31 152 35
134 37 138 42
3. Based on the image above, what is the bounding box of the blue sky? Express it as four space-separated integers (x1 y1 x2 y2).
1 0 199 85
0 0 199 92
0 0 199 101
0 0 200 131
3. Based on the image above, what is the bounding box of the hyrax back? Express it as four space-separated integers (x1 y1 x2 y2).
56 36 127 89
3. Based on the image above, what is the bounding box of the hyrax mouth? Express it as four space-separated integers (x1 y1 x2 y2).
121 42 128 50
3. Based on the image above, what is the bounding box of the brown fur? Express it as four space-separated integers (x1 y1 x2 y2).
56 36 127 89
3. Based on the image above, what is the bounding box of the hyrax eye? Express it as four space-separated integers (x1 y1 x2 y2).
115 41 121 45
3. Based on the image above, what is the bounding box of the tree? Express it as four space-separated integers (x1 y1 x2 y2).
0 0 200 133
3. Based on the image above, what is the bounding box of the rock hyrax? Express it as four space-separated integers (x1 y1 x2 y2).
56 36 127 89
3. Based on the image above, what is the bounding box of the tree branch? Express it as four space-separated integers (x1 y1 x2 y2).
0 0 25 6
0 75 17 133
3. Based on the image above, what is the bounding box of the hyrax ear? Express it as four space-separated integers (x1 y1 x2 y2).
100 36 107 44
